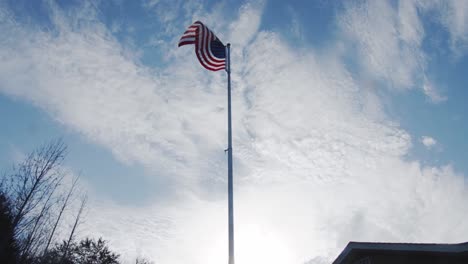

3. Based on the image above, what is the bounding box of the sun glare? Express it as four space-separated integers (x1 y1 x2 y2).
236 223 294 264
200 221 294 264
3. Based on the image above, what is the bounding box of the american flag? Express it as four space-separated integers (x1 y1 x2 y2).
178 21 226 71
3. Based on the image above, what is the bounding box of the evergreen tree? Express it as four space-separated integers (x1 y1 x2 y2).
0 193 19 264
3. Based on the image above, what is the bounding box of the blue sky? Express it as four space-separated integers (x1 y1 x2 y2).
1 0 468 263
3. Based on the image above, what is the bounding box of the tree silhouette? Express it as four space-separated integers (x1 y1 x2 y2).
0 192 19 264
42 238 120 264
1 140 154 264
0 139 70 261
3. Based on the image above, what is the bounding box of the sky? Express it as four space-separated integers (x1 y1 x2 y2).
1 0 468 263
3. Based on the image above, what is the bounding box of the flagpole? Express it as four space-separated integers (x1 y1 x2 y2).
226 43 235 264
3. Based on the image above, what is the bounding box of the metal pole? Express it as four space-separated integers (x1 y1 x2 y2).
226 43 234 264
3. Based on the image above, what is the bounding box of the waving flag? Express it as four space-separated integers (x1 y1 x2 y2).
178 21 226 71
178 20 234 264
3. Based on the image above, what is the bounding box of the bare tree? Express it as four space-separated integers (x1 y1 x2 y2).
43 175 79 255
0 140 122 264
0 139 67 261
21 177 61 260
10 139 67 233
61 194 87 262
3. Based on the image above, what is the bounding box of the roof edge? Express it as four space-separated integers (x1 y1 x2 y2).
333 241 468 264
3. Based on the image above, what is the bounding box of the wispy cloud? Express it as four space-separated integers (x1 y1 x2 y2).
421 136 437 149
436 0 468 56
338 0 425 89
423 79 447 103
228 0 264 47
338 0 467 101
1 1 468 263
287 6 304 42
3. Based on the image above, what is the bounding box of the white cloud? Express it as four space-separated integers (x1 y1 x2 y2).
416 0 468 57
423 79 447 103
337 0 464 101
228 0 264 47
399 0 424 46
1 1 468 264
6 144 27 164
421 136 437 148
338 0 425 90
287 6 304 41
438 0 468 56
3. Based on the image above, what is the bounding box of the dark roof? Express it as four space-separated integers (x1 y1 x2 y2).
333 241 468 264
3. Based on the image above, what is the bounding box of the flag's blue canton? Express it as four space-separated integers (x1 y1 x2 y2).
178 21 226 71
211 39 226 59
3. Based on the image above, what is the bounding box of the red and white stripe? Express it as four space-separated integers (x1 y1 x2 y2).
178 21 226 71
